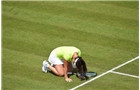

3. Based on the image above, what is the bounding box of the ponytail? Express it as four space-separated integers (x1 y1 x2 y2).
75 57 87 73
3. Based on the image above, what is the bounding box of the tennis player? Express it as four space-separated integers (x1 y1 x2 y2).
42 46 87 82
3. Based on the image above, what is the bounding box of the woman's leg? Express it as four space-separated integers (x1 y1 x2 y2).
48 64 64 76
48 63 73 76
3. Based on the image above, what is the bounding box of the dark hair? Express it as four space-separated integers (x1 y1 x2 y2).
76 57 87 74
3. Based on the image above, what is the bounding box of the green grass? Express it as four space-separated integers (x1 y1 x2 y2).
115 59 139 76
76 59 139 90
77 72 138 90
2 1 138 90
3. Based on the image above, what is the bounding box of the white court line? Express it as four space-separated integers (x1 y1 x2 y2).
70 56 139 90
110 71 139 78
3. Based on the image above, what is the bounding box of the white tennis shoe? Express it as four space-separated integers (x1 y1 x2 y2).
42 60 49 73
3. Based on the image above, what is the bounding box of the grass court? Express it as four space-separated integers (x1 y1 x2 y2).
2 1 139 90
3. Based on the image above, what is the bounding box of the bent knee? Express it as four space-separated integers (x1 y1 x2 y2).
58 73 64 76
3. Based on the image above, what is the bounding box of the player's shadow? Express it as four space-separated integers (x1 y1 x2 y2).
47 71 75 77
45 69 90 81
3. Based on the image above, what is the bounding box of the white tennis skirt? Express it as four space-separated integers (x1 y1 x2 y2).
48 50 64 65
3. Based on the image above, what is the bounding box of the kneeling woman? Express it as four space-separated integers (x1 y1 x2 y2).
42 46 87 82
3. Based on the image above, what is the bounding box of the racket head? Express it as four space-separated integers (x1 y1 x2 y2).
86 72 97 77
76 72 97 80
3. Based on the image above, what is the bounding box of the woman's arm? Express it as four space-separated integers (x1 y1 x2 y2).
63 60 72 82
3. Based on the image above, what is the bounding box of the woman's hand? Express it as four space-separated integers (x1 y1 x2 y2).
65 78 73 82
